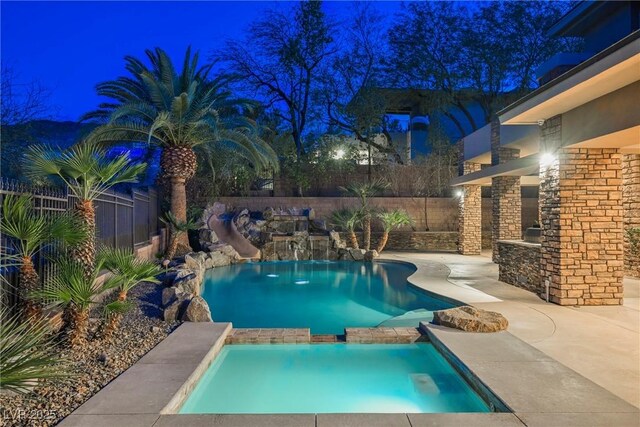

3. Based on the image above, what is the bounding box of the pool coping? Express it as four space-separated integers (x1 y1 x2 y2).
60 322 639 427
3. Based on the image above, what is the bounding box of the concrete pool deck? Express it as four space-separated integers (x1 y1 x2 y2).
380 251 640 409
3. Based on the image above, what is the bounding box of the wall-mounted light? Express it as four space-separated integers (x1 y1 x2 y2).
333 148 345 160
540 152 555 167
455 190 463 198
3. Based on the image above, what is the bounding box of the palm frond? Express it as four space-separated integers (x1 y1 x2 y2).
0 308 71 394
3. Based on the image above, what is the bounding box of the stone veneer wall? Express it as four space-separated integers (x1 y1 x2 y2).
497 241 542 295
540 119 624 305
339 231 458 252
623 154 640 277
458 162 482 254
491 120 522 262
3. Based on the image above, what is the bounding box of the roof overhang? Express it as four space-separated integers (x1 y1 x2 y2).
451 154 541 187
499 31 640 125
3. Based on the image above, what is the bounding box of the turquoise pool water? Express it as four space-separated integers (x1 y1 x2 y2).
201 261 453 334
180 344 491 414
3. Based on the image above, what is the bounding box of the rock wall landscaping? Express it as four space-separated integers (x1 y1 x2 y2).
161 245 241 323
497 240 542 296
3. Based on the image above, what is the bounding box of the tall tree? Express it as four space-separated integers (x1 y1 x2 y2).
84 48 277 254
388 2 578 129
324 3 404 168
218 1 335 159
0 66 54 126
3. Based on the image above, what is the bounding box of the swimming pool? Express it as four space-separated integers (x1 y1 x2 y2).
179 343 490 414
201 261 453 334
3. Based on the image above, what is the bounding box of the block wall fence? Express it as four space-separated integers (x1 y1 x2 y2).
217 196 539 234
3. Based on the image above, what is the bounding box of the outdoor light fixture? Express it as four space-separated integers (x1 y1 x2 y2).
540 152 555 167
456 190 463 198
333 148 345 160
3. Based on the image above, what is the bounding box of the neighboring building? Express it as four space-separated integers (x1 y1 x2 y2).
377 88 489 159
452 1 640 306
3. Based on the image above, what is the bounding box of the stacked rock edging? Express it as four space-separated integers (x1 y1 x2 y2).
161 243 242 323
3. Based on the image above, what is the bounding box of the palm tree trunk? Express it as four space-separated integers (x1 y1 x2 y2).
72 199 96 278
170 177 192 255
165 233 180 260
19 257 41 320
348 230 359 249
103 313 122 342
376 231 389 253
363 215 371 251
69 307 89 349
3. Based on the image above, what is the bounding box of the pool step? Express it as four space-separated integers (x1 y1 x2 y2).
344 327 423 344
377 309 435 328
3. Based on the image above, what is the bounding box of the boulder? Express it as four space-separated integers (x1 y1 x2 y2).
433 306 508 333
162 286 183 307
261 242 278 261
164 296 189 322
364 250 379 262
348 248 366 261
173 269 201 296
182 296 213 322
205 250 232 268
219 244 240 262
184 252 207 270
263 207 276 220
329 231 346 249
199 228 219 245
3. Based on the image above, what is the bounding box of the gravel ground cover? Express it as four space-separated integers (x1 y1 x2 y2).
0 281 179 427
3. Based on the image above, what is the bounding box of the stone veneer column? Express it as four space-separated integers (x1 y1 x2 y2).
540 116 624 305
458 162 482 255
623 154 640 277
491 120 522 262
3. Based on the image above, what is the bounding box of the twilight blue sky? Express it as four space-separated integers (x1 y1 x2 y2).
1 1 403 121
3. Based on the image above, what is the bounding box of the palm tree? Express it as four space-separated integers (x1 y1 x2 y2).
34 257 118 349
83 47 278 254
98 247 160 340
376 209 413 253
24 142 146 277
330 208 363 249
1 194 85 319
340 179 388 251
0 308 70 394
160 211 199 261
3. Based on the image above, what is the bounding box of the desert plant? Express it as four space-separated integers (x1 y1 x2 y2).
0 194 85 319
0 308 70 394
330 208 363 249
84 47 278 255
34 257 117 349
376 209 413 253
160 211 199 261
98 247 161 340
24 142 145 277
340 179 388 250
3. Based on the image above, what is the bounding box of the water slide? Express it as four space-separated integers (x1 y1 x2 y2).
206 210 260 259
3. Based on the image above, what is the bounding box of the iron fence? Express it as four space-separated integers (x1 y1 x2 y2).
0 178 161 312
